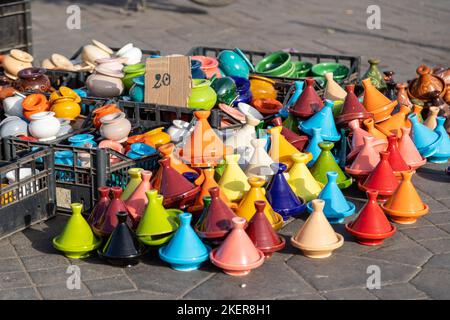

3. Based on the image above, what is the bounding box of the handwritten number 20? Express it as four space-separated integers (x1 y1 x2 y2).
153 73 171 88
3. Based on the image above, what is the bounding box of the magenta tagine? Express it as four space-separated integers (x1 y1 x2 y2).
266 163 306 220
306 171 355 224
159 212 210 271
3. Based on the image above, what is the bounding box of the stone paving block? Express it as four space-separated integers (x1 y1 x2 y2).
0 243 17 259
322 288 378 300
0 271 32 289
411 268 450 300
0 287 39 300
84 276 135 296
38 282 92 300
287 254 419 291
422 253 450 271
394 217 433 229
184 260 315 300
276 293 325 300
417 191 450 213
419 238 450 254
13 240 57 257
21 254 71 272
125 255 215 296
437 224 450 234
360 243 432 267
439 198 450 210
424 211 450 225
85 290 175 300
413 171 450 200
29 266 73 286
371 283 428 300
400 226 450 242
0 258 23 274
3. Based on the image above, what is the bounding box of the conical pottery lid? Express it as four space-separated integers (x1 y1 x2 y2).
288 153 322 202
218 154 251 202
245 139 275 179
336 85 372 125
362 78 396 112
386 135 409 172
212 217 263 266
196 187 236 238
408 113 442 154
315 172 353 217
54 203 100 250
92 187 133 237
383 170 428 213
160 213 209 261
324 72 347 101
361 151 399 194
120 168 143 201
159 143 197 175
363 118 387 140
398 127 426 167
292 199 341 248
268 126 300 168
99 212 144 259
290 78 324 118
180 110 231 167
190 167 231 212
159 157 198 199
266 163 303 214
375 105 410 137
299 100 341 141
310 142 352 188
432 116 450 158
88 187 111 226
272 116 309 150
247 201 285 252
136 190 179 236
346 136 380 173
349 119 373 150
424 107 440 130
349 190 393 235
305 127 324 166
125 170 152 222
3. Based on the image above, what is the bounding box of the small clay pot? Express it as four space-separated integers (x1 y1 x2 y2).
14 67 51 93
22 93 50 120
99 112 132 143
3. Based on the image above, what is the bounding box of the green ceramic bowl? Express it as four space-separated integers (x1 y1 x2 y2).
292 61 313 78
311 62 349 81
255 51 292 76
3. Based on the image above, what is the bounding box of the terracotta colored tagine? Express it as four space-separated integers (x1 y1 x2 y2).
408 65 446 102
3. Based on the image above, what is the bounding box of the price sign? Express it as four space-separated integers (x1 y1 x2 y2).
144 55 191 107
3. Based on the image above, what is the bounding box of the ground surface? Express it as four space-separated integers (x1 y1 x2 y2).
1 0 449 300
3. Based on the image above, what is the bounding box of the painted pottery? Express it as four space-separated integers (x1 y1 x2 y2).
14 67 50 92
268 125 304 169
290 78 323 118
345 136 381 181
255 51 293 77
188 79 217 110
396 83 413 108
126 142 156 159
249 75 277 100
192 55 221 79
305 127 323 167
424 106 439 130
362 59 387 91
129 75 145 102
210 217 265 276
225 115 259 166
291 199 344 259
398 127 426 169
299 99 340 141
324 72 347 101
0 116 28 138
408 65 446 102
191 59 206 79
116 43 142 65
310 142 352 189
346 190 396 246
99 112 132 143
375 105 411 137
408 113 442 158
312 62 349 81
292 61 312 77
86 66 124 98
2 49 33 79
245 139 274 180
159 213 210 271
81 39 113 65
53 203 102 259
28 111 61 142
22 93 50 120
246 201 285 258
92 104 122 128
217 49 252 78
51 97 81 120
287 152 322 202
382 170 429 224
211 76 237 105
428 116 450 163
218 154 250 202
252 98 283 115
362 78 396 123
135 190 181 246
336 84 372 126
230 76 252 106
386 134 410 179
121 168 143 201
306 172 355 224
142 127 171 148
125 170 152 225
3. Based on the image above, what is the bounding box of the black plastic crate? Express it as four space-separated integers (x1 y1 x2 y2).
4 124 160 215
0 147 56 239
46 47 161 89
0 0 32 54
187 46 360 87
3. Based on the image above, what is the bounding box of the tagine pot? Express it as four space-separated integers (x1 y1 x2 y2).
14 67 50 92
98 212 146 267
268 125 303 169
362 78 396 123
335 84 372 126
428 116 450 163
99 112 132 143
210 217 265 276
397 127 427 169
159 213 210 271
88 186 111 226
299 99 341 141
246 201 285 258
408 65 446 102
324 72 347 101
346 190 396 246
362 59 387 92
291 199 344 259
86 66 124 98
125 170 153 225
245 138 275 181
290 78 324 118
345 136 381 182
52 203 102 259
408 113 442 158
287 152 323 202
218 154 251 202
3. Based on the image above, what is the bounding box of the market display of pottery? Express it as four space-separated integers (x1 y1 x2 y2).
1 42 450 278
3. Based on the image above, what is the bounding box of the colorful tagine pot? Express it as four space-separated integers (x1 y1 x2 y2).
408 113 443 158
398 127 427 170
53 203 102 259
408 65 446 102
335 84 372 126
159 213 210 271
88 186 111 226
290 78 323 118
218 154 251 202
362 78 396 123
346 190 396 246
291 199 344 259
362 59 387 92
210 217 265 276
386 134 410 180
125 170 153 225
246 201 286 258
381 170 429 224
299 99 340 141
98 212 146 267
428 116 450 163
287 152 322 202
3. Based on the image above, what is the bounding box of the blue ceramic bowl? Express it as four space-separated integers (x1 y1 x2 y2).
191 60 206 79
230 76 252 106
68 134 97 148
126 142 156 159
217 49 251 78
129 75 145 102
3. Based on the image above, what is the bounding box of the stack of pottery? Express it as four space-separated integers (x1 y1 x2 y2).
122 63 146 91
192 56 221 79
255 51 295 78
42 53 91 72
81 39 113 65
14 67 50 93
22 93 50 120
99 112 132 143
2 49 33 80
115 43 142 65
86 64 124 98
49 86 81 120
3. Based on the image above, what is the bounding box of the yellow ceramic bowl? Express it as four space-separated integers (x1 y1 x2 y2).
249 75 278 100
143 127 171 148
51 97 81 120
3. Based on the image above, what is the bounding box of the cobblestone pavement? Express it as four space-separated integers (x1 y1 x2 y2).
1 0 448 300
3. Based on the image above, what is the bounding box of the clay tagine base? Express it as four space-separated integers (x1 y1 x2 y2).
345 223 396 246
290 233 344 258
209 248 265 276
382 204 429 225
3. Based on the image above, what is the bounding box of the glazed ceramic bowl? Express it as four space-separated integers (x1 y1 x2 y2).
116 43 142 65
129 75 145 102
217 49 252 78
255 51 291 76
2 95 24 118
252 98 283 115
191 55 221 79
237 102 264 121
211 76 237 105
293 61 313 77
51 97 81 120
126 142 156 159
249 75 277 100
99 112 131 143
311 62 349 81
28 111 61 141
0 116 28 138
68 133 97 148
122 63 146 91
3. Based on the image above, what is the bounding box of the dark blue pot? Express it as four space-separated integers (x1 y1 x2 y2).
191 60 206 79
230 76 252 106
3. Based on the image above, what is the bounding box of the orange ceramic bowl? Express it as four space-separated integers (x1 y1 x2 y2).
22 93 50 120
93 104 121 128
252 98 283 115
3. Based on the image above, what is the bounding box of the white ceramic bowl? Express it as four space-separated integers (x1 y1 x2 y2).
237 102 264 120
3 95 24 118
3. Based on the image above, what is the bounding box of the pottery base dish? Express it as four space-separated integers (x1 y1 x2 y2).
345 223 396 246
259 235 286 257
370 100 397 123
407 157 427 170
209 247 265 276
381 204 429 225
290 233 344 259
416 132 443 158
428 156 450 164
273 200 307 221
137 232 175 247
52 237 102 259
357 181 394 203
159 245 210 272
163 186 201 210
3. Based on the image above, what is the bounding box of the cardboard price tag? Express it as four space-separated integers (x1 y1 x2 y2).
144 55 191 107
